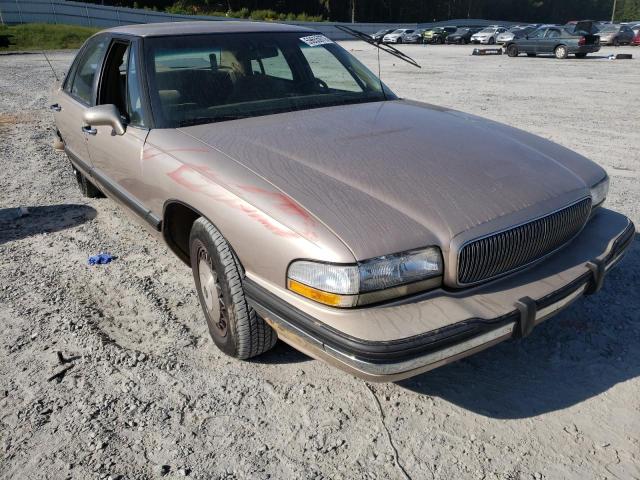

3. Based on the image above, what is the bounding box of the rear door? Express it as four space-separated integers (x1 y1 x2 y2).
540 28 563 54
54 36 109 170
84 37 152 219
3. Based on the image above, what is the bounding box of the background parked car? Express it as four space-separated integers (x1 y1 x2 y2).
632 24 640 45
505 25 600 59
382 28 417 44
597 24 635 45
371 28 396 44
422 26 457 44
471 26 508 44
496 25 536 44
403 29 426 43
445 27 482 44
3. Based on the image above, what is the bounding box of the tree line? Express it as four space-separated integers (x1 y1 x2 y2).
92 0 640 23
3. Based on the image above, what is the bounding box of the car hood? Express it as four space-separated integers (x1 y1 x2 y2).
181 100 603 261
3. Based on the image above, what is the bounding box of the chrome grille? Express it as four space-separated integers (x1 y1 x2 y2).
458 198 592 285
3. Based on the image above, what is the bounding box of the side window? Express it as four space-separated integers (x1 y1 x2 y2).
259 48 294 80
300 45 362 93
530 29 546 39
126 46 146 127
71 39 108 105
546 29 561 38
97 41 130 117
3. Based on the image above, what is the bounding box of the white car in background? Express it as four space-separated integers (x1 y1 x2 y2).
496 25 537 44
383 29 417 44
471 26 508 44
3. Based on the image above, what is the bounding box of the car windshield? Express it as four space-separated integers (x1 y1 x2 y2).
391 29 405 34
144 32 394 128
479 28 495 33
599 25 619 32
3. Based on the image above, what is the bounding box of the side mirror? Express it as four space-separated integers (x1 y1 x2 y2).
83 104 126 136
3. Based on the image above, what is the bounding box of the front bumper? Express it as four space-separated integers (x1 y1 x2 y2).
246 209 634 382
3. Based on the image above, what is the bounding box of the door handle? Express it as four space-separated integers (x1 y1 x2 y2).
81 125 97 135
50 103 62 112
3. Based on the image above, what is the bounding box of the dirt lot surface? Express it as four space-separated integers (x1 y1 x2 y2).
1 43 639 480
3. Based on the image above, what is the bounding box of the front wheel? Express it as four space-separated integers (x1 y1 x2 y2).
488 37 495 45
554 45 568 59
506 44 519 57
190 217 277 360
396 38 402 44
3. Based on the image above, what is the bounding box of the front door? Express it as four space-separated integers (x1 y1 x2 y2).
85 39 150 209
519 27 546 54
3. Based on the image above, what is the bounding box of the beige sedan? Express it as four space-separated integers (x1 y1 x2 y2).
51 21 634 381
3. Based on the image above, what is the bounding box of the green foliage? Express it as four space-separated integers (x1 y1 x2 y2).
0 23 99 51
163 1 322 20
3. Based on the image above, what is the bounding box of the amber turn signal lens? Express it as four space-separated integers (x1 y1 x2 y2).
287 279 356 307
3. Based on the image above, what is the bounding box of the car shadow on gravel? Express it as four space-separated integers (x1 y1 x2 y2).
399 235 640 419
249 340 311 365
0 204 97 245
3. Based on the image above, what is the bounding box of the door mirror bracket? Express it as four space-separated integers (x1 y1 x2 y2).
82 104 126 136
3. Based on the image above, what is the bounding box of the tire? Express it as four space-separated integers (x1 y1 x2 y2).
575 53 587 58
438 37 444 44
613 38 620 47
488 37 495 45
190 217 277 360
71 162 103 198
554 45 568 59
396 38 402 44
506 44 519 57
527 53 536 57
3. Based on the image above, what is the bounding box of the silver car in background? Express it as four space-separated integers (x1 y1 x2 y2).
383 28 417 44
497 25 537 44
471 26 508 44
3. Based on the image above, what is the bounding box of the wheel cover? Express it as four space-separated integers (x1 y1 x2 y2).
197 249 228 337
557 46 566 57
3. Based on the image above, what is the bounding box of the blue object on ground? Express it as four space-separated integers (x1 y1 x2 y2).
88 253 113 265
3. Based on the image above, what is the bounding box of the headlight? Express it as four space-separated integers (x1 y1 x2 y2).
287 247 443 307
590 175 609 208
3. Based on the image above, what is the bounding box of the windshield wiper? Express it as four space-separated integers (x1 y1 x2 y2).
335 25 421 69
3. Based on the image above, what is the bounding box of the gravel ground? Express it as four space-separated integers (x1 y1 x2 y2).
0 43 639 480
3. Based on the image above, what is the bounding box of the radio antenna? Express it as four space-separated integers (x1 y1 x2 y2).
42 51 59 82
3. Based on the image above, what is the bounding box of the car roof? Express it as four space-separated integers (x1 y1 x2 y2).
103 20 315 37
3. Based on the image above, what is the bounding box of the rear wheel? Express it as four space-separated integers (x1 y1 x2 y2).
190 217 277 360
71 163 103 198
506 44 519 57
396 38 402 44
488 37 495 45
554 45 568 59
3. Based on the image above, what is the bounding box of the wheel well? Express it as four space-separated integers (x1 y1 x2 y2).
163 201 201 266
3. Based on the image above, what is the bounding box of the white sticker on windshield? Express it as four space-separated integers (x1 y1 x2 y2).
299 35 333 47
